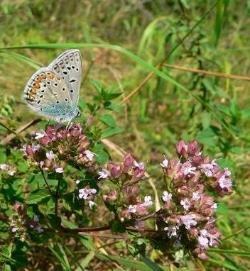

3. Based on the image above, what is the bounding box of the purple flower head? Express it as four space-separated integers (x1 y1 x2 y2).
176 140 188 157
107 163 123 178
103 190 117 202
123 153 135 172
187 140 201 157
132 160 145 180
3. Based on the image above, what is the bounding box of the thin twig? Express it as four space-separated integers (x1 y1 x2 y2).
164 63 250 81
40 167 53 196
55 178 62 217
0 118 41 145
0 121 17 134
60 225 111 233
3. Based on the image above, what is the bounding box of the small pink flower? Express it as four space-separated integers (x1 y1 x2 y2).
192 191 201 201
200 160 218 177
164 225 179 238
88 200 96 209
142 196 153 207
133 161 145 180
84 150 95 161
162 191 172 202
181 161 196 176
128 205 137 213
180 198 191 211
160 156 169 168
46 150 55 160
218 175 232 190
55 167 64 173
133 161 145 170
180 214 197 229
35 132 45 139
79 187 97 200
198 235 209 248
98 169 110 179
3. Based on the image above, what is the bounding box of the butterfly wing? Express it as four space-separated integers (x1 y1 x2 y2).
48 49 82 106
23 68 76 123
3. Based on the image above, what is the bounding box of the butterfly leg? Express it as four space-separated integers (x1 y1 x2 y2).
66 121 73 130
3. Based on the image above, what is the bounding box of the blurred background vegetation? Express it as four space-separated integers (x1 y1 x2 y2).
0 0 250 270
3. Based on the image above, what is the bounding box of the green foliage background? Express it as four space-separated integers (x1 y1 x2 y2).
0 0 250 270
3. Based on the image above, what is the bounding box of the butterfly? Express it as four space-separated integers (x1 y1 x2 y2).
23 49 82 124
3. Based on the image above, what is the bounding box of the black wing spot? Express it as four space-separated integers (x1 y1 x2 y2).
54 83 58 86
65 98 68 102
47 82 50 85
40 95 43 98
43 84 46 87
70 79 76 83
37 100 41 104
63 71 67 75
70 90 74 93
72 66 75 69
62 88 65 91
57 101 59 104
67 67 71 70
76 68 79 71
41 90 45 93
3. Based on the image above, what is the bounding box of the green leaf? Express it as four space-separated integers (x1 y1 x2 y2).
101 127 124 139
140 256 164 271
92 143 109 164
26 189 51 204
49 244 71 271
96 254 153 271
76 251 95 270
110 220 126 233
100 114 116 127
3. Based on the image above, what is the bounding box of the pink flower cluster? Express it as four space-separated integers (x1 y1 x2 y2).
99 153 151 219
158 140 233 259
98 153 146 181
22 124 96 174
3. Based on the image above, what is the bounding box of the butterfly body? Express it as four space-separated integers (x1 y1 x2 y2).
23 49 82 123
